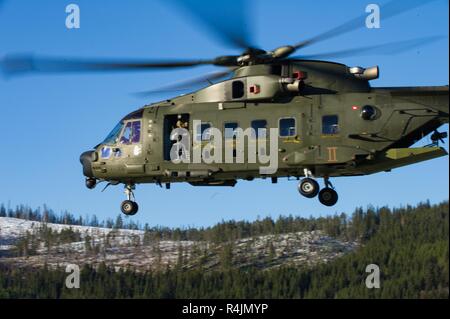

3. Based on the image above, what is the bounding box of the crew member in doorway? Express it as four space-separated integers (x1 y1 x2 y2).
176 115 189 130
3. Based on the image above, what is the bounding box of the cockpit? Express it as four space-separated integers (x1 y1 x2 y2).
101 109 143 146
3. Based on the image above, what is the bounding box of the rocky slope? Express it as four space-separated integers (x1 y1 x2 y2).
0 217 358 272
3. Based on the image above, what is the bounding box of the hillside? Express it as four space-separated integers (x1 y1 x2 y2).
0 217 356 271
0 201 448 299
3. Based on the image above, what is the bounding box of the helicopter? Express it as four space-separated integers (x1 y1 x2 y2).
1 0 448 216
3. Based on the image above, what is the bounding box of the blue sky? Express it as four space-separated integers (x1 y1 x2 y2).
0 0 448 228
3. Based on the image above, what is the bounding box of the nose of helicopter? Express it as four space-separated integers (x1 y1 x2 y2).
79 150 95 178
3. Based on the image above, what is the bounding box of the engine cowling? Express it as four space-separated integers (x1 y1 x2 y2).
349 66 379 81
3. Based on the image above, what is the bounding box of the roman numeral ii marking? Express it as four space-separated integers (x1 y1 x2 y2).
327 147 338 162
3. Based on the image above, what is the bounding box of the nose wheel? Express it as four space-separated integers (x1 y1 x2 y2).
121 200 139 216
298 171 339 207
121 184 139 216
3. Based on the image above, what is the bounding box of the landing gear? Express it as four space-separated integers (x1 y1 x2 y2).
121 184 139 216
318 188 339 207
318 177 338 207
298 169 320 198
121 200 139 216
298 178 320 198
297 171 339 207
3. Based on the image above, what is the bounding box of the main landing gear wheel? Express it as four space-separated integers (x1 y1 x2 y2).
318 188 339 207
121 200 139 216
298 178 320 198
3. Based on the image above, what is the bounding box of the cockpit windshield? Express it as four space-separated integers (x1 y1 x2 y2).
101 109 143 145
102 122 124 145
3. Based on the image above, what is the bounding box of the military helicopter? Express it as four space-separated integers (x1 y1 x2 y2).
1 0 448 216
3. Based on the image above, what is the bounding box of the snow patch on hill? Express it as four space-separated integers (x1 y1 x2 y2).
0 217 358 272
0 217 143 246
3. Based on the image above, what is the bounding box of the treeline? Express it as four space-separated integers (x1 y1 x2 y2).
2 201 440 244
0 204 141 230
0 201 448 299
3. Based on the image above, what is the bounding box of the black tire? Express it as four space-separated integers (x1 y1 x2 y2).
131 201 139 215
85 178 96 189
121 200 138 216
318 188 339 207
298 178 320 198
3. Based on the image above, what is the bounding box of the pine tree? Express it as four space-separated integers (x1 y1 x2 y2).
114 215 124 229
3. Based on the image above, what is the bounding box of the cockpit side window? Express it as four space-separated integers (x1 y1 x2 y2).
120 120 141 144
131 121 141 143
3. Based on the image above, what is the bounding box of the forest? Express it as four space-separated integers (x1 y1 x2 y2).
0 201 421 244
0 201 448 299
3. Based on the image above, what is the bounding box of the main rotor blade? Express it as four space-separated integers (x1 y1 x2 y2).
168 0 254 50
293 36 444 60
0 54 217 77
293 0 439 51
135 69 234 96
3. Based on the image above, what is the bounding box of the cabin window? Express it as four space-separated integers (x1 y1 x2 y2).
279 118 296 137
196 122 212 141
322 115 340 135
271 65 282 76
224 122 239 140
224 122 239 158
251 120 267 138
232 81 245 99
120 120 141 144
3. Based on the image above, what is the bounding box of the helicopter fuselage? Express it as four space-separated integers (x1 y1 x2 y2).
79 61 448 211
